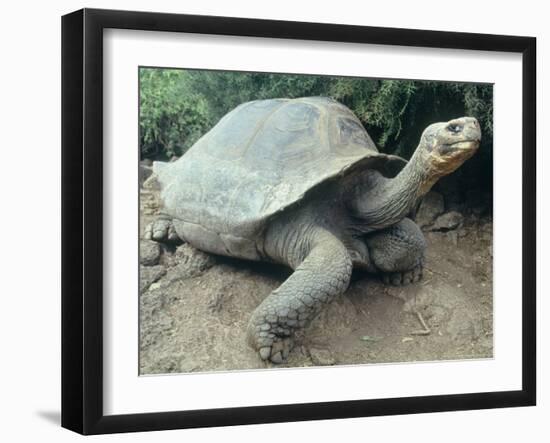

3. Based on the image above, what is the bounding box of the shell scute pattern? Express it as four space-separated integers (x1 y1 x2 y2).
154 97 403 260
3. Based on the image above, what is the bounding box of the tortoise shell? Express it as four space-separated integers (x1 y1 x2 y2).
154 97 405 259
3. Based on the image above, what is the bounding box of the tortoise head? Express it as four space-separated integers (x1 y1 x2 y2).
345 116 481 229
418 117 481 180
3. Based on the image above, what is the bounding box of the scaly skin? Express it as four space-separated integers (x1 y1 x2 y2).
247 192 427 363
144 216 180 242
366 218 426 285
247 228 352 363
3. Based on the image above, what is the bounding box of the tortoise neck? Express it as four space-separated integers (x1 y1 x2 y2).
350 147 435 230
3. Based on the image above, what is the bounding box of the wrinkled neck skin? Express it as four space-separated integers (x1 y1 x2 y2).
347 147 441 231
262 145 454 267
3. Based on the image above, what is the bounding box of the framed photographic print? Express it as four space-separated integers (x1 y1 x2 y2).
61 8 536 435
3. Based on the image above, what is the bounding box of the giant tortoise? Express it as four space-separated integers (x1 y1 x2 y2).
146 96 481 364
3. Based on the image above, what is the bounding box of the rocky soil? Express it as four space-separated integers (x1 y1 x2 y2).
139 168 493 374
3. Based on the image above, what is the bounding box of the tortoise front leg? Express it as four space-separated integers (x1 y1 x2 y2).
365 217 426 286
247 229 352 364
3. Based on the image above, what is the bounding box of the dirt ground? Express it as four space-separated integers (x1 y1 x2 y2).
139 172 493 374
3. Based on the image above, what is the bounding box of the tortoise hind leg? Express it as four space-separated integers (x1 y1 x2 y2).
144 216 181 243
247 229 352 364
365 217 426 286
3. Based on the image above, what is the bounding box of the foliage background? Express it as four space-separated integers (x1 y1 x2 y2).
139 68 493 204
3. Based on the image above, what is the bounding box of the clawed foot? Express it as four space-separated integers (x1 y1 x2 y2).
259 336 294 364
381 262 423 286
144 218 180 242
248 322 295 364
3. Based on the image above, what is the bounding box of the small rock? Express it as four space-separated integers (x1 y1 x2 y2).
428 211 464 232
309 348 336 366
163 245 216 284
416 191 445 228
139 265 166 293
140 240 161 266
149 281 162 291
175 243 216 274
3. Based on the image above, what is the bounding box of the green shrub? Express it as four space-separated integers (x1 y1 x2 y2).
139 68 493 162
139 69 212 159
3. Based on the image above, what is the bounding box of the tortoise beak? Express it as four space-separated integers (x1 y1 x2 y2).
439 139 479 156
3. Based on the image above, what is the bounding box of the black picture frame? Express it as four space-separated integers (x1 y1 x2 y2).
61 8 536 435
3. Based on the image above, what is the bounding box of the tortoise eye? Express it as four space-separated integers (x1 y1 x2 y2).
448 124 463 134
